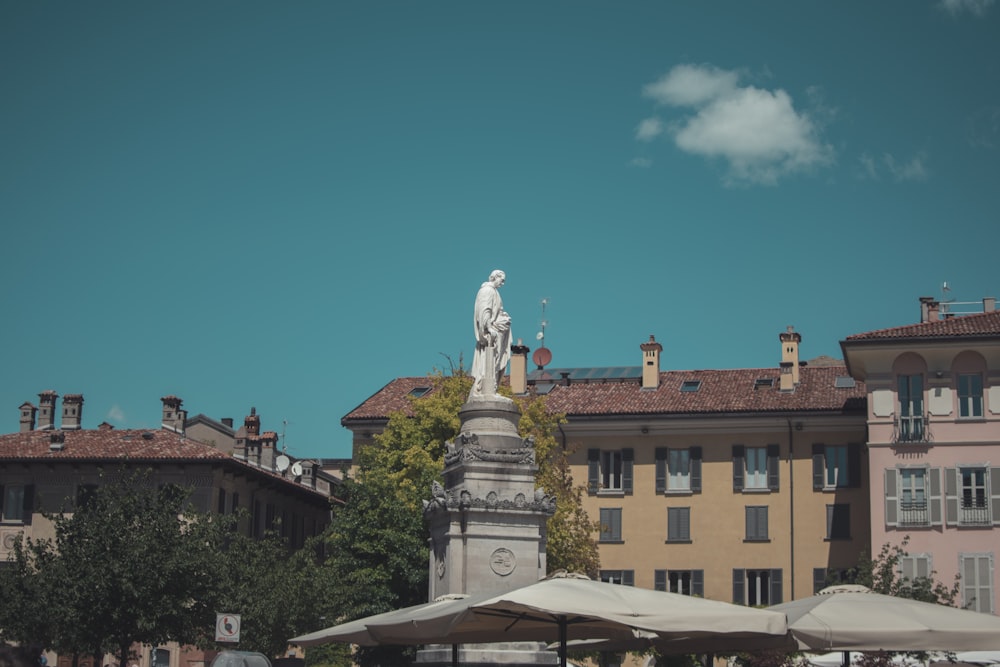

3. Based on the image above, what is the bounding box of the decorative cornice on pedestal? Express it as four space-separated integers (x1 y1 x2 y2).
423 480 556 517
444 432 536 466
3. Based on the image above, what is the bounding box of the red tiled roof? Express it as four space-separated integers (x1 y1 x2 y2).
0 427 231 462
844 310 1000 342
342 365 865 423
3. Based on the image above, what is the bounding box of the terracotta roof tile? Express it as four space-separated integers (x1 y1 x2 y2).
0 428 231 462
342 366 865 423
845 310 1000 342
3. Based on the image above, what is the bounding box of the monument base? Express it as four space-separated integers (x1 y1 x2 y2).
416 641 559 667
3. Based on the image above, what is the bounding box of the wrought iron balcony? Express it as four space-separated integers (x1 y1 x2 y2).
893 415 929 444
898 500 929 526
959 499 991 526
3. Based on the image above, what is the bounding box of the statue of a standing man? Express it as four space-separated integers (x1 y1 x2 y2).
469 269 512 399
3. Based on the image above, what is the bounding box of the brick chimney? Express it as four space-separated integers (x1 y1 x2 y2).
510 339 529 395
919 296 940 323
61 394 84 430
161 396 186 434
19 402 37 432
779 326 801 391
244 407 260 436
37 390 58 430
640 335 662 390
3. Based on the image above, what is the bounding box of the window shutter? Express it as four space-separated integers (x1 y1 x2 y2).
945 467 958 526
812 444 825 489
622 448 634 495
22 485 34 526
767 444 780 490
692 570 704 597
690 447 702 492
848 443 862 488
655 448 667 494
654 569 667 592
991 468 1000 526
588 449 599 495
929 468 943 526
623 570 634 586
679 507 690 540
769 569 783 604
884 469 899 527
745 507 754 540
732 445 745 492
759 506 768 539
733 569 745 604
813 568 828 594
668 508 679 541
826 504 834 538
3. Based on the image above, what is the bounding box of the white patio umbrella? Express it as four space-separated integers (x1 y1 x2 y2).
769 585 1000 652
290 573 789 667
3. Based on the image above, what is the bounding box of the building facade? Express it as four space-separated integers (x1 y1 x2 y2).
842 297 1000 614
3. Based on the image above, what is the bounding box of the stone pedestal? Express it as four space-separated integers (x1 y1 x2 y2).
417 396 558 667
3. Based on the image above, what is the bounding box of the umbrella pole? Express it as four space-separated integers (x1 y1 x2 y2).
452 643 458 667
841 651 849 667
559 617 567 667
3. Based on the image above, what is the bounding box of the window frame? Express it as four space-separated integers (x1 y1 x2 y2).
897 373 926 442
599 569 634 586
960 552 994 614
744 505 769 542
599 507 623 543
826 503 851 540
667 506 691 542
733 568 782 606
957 373 984 419
655 569 705 596
588 448 633 495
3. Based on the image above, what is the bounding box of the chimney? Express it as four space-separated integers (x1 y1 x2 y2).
510 339 529 395
233 425 248 461
61 394 84 430
161 396 186 434
779 326 802 391
984 297 996 313
640 335 662 390
260 431 278 471
919 296 940 323
244 407 260 436
19 402 37 433
221 417 234 428
37 390 58 430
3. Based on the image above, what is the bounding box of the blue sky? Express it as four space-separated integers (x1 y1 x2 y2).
2 1 998 460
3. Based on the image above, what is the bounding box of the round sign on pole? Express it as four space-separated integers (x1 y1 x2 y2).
215 613 241 643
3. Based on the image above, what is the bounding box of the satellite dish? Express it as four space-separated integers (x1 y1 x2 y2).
532 346 552 368
290 461 303 477
275 454 290 473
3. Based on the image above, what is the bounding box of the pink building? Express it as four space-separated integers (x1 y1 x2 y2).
842 297 1000 614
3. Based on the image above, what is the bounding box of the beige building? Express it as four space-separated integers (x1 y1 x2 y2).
1 393 338 667
342 326 871 606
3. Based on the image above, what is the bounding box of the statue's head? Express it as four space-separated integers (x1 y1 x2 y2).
489 269 506 286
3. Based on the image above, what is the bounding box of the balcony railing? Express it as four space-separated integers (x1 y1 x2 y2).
898 500 929 526
960 499 991 526
894 415 929 444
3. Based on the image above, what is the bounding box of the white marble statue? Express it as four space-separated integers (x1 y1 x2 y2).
469 269 512 399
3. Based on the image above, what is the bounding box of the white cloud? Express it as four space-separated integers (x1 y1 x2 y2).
107 404 126 423
638 63 833 185
635 117 663 141
939 0 995 16
856 151 929 182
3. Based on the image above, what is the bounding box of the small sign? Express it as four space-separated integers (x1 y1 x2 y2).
216 614 241 643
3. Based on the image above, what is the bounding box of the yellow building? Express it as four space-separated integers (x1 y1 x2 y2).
342 327 870 605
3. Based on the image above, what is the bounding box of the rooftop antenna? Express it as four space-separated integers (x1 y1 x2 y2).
281 419 291 453
941 281 954 316
532 298 552 369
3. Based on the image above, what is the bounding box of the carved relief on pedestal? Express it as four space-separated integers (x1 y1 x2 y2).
490 547 516 576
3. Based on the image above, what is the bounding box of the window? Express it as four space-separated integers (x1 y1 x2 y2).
897 374 925 442
900 469 928 525
733 568 782 606
599 507 622 542
813 568 853 594
745 506 768 541
655 447 702 493
898 553 932 589
945 467 995 527
826 504 850 540
961 553 994 614
217 488 227 514
588 449 633 495
599 570 634 585
958 374 984 418
733 445 779 492
655 569 704 596
1 484 33 523
812 444 861 490
680 380 701 392
667 507 691 542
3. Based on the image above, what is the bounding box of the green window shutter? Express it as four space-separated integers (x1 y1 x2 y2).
692 570 704 597
588 449 600 495
622 448 634 495
929 468 943 526
623 570 634 586
884 468 899 527
732 569 745 604
655 448 667 494
812 443 825 490
690 447 702 492
767 444 780 491
991 468 1000 526
813 568 828 594
770 569 783 604
654 569 667 592
945 467 958 526
732 445 745 492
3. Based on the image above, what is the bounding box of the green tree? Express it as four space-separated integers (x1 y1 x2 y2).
0 469 229 667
